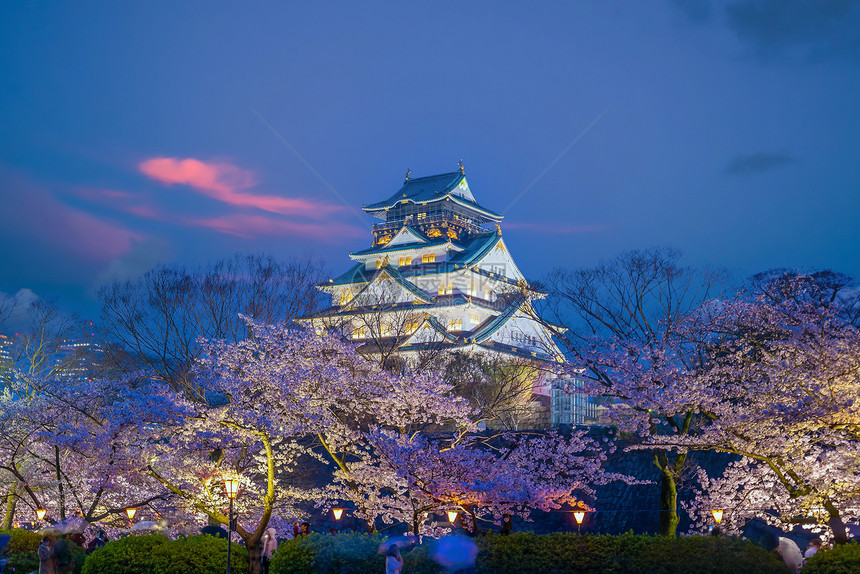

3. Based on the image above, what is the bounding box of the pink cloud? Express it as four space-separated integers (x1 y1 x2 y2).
186 214 365 243
139 157 344 219
503 221 607 234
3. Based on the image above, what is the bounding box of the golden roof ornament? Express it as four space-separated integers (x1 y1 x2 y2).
404 169 412 182
382 255 390 267
458 159 465 174
495 222 502 235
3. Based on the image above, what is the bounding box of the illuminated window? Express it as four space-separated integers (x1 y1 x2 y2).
484 289 492 300
405 322 418 335
438 284 445 296
422 253 436 263
399 256 411 266
352 327 366 340
418 212 426 220
339 292 350 306
470 313 480 325
376 259 383 269
446 283 453 295
466 285 475 296
448 318 462 331
380 325 391 337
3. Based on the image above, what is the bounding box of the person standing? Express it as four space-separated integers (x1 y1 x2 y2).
804 538 823 560
38 536 55 574
261 527 278 574
52 534 74 574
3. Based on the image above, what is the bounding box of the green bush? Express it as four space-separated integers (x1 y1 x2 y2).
81 533 248 574
271 532 787 574
82 533 170 574
150 535 249 574
803 542 860 574
0 527 42 553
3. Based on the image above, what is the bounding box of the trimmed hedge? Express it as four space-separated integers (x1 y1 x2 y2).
475 532 787 574
803 542 860 574
270 532 439 574
270 532 787 574
82 533 248 574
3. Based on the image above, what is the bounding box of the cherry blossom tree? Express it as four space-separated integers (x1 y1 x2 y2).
143 318 471 574
608 271 860 543
671 273 860 543
542 247 731 536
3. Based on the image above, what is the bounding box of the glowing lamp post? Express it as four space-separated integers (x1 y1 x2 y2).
573 511 586 532
126 507 137 525
711 509 724 525
447 510 458 524
36 508 47 521
224 477 241 574
333 508 344 521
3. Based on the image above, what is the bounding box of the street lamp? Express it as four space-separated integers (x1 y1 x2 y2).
711 509 724 525
36 508 47 520
126 507 137 525
573 511 586 532
333 508 344 521
224 476 241 574
447 510 458 523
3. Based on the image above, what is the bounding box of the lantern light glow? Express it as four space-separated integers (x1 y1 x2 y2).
126 507 137 520
333 508 344 520
447 510 458 523
36 508 47 520
711 509 724 524
224 477 241 500
573 511 585 525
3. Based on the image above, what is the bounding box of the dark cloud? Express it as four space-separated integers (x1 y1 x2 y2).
726 0 860 60
725 151 796 175
670 0 860 61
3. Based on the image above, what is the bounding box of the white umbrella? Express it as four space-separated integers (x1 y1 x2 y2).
131 520 164 531
778 537 803 574
54 516 89 535
378 535 418 554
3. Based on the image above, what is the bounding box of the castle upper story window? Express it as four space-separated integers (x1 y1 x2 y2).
399 256 411 266
352 327 366 339
448 318 462 331
376 259 384 269
470 313 480 325
422 253 436 264
339 292 350 306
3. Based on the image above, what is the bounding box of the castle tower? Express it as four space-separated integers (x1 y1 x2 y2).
300 166 574 414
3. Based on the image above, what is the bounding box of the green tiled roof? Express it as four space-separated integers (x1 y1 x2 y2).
350 238 451 258
363 171 503 220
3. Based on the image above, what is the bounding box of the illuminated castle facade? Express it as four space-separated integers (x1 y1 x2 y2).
301 166 595 424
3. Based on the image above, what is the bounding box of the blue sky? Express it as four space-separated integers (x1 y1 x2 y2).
1 1 859 316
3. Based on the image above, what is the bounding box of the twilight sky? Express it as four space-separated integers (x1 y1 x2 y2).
1 1 859 317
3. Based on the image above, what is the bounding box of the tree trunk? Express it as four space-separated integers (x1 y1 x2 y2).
246 540 262 574
824 500 848 545
55 445 66 520
412 510 421 536
2 481 18 528
658 471 679 537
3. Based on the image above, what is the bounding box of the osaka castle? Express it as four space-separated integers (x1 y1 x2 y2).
300 165 594 425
